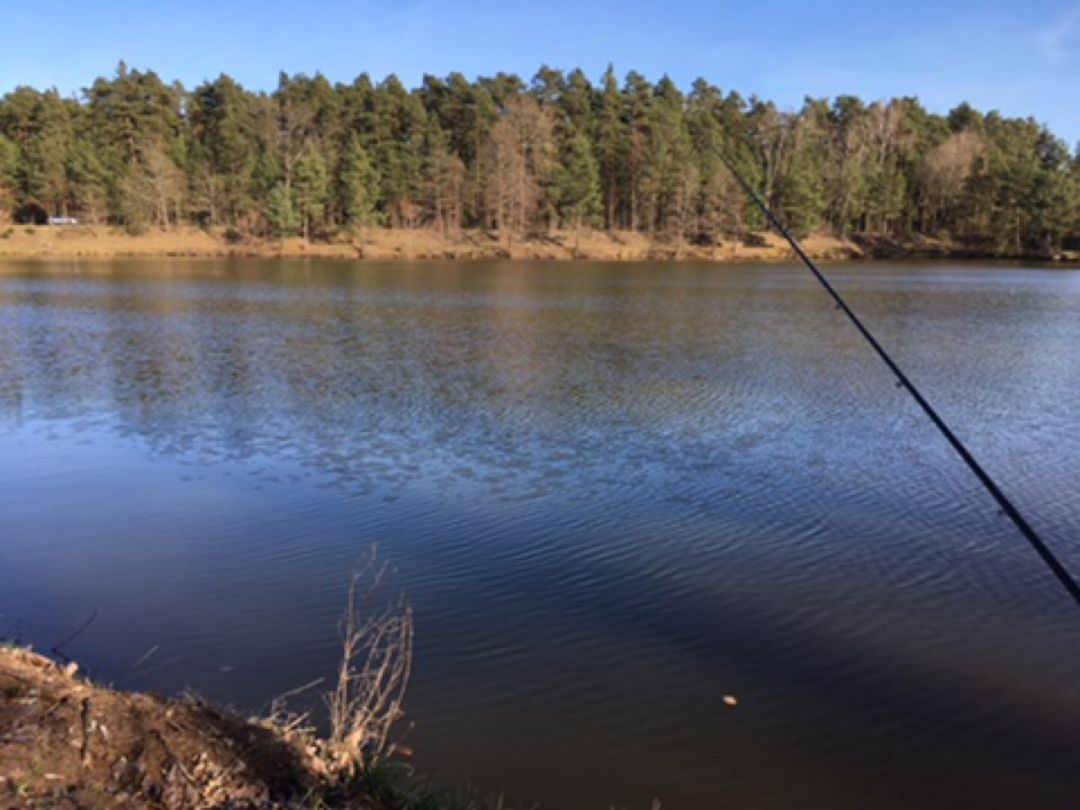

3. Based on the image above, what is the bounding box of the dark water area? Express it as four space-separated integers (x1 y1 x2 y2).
1 259 1079 808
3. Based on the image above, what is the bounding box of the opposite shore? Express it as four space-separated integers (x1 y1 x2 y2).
2 225 1077 264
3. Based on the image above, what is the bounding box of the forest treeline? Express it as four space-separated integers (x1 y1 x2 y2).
1 63 1078 255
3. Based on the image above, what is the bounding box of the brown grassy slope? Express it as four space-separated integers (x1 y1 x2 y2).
0 224 860 262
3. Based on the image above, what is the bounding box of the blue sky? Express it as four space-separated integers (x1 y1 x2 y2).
2 0 1078 145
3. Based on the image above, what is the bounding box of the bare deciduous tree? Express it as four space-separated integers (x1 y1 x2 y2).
484 96 555 239
923 130 985 234
120 140 185 229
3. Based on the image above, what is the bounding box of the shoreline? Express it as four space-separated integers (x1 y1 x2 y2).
0 645 497 809
1 646 324 807
2 225 1073 265
0 225 855 263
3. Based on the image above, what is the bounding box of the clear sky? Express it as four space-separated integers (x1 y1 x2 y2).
1 0 1078 145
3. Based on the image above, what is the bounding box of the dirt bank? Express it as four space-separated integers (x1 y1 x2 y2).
0 647 326 808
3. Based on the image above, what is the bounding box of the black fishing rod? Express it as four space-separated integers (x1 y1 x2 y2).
721 155 1080 608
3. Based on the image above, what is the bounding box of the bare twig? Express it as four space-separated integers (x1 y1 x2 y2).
322 548 414 777
264 548 414 782
273 676 326 709
51 609 99 663
266 676 324 735
132 644 159 668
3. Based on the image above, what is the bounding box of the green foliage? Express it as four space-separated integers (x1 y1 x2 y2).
0 134 16 185
1 88 75 216
187 74 259 224
265 182 300 236
339 134 380 229
66 139 109 224
0 133 17 219
594 65 626 229
0 67 1076 254
293 144 330 240
251 152 284 205
778 151 826 238
639 77 697 236
551 132 601 228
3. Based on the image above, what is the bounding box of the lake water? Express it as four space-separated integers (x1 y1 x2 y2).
1 259 1079 808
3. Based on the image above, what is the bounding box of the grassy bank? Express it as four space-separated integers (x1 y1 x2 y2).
2 225 1074 265
0 224 861 262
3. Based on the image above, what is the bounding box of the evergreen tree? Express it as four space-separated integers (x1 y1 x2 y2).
66 139 110 224
595 65 627 229
0 134 17 220
372 76 426 227
188 75 258 225
778 150 826 237
339 134 380 232
251 152 284 228
640 77 695 236
5 89 76 216
293 144 329 240
265 182 300 236
621 72 654 231
686 80 744 241
552 131 601 234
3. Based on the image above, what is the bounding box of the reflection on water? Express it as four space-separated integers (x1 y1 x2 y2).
1 259 1079 809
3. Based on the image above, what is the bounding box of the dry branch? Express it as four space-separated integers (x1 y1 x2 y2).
318 549 414 778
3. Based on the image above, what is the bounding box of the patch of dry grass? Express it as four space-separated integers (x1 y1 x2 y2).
0 223 863 263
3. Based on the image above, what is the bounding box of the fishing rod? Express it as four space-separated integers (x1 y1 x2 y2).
721 155 1080 608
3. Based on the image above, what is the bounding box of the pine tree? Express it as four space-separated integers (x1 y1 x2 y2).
339 134 380 233
66 139 109 225
640 77 695 236
595 65 627 230
777 151 825 237
372 76 427 227
0 134 17 221
551 131 601 237
6 89 76 216
265 182 300 236
292 145 329 241
188 75 258 225
251 152 284 231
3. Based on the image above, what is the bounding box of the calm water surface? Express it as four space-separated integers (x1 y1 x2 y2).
1 259 1079 808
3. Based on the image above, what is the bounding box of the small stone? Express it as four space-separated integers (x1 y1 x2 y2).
63 662 79 678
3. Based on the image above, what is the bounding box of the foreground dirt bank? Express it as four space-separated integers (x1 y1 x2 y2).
1 647 324 808
0 225 862 262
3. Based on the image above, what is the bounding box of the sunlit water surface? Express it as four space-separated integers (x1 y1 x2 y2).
1 259 1079 808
